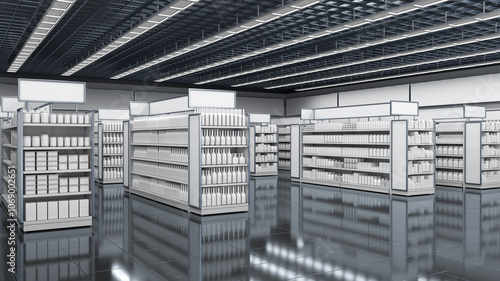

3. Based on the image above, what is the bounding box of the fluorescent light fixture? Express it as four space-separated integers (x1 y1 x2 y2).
414 0 448 8
7 0 77 73
62 0 199 76
154 0 451 83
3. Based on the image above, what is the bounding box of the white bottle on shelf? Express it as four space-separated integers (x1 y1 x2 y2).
206 171 212 185
241 187 246 204
216 188 222 206
236 187 242 204
211 188 217 206
211 169 218 184
221 188 227 205
231 186 237 204
222 168 228 184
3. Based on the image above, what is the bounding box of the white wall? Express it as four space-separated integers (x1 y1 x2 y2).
237 97 284 116
286 93 337 116
338 85 410 106
52 89 132 110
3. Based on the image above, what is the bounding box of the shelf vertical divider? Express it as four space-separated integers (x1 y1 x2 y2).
391 120 408 193
90 112 95 217
123 121 130 188
98 123 103 181
249 126 255 174
17 109 24 223
188 113 201 209
291 124 301 181
465 121 482 185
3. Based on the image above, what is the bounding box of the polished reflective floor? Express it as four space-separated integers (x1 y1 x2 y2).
2 172 500 280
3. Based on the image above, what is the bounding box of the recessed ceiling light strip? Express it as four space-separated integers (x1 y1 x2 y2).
198 8 500 86
266 46 500 89
110 0 326 79
8 0 77 73
152 0 452 83
62 0 200 76
231 32 500 87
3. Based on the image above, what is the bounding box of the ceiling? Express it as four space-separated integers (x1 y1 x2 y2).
1 0 500 94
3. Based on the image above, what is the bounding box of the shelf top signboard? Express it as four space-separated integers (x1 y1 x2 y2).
301 101 419 120
188 88 236 108
486 110 500 120
98 108 130 120
463 105 486 118
249 113 271 123
129 101 150 116
18 78 85 104
150 96 189 115
1 96 25 113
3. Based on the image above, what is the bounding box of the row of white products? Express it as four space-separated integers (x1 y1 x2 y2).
482 133 500 143
278 127 290 134
483 121 500 131
436 146 463 156
483 145 500 156
133 112 189 129
408 175 434 189
409 147 434 159
201 186 247 206
303 157 390 172
24 135 90 147
303 134 390 144
132 175 188 202
25 175 89 194
437 171 463 182
103 122 123 131
302 169 390 187
255 143 277 152
133 130 187 145
25 152 88 171
24 112 90 124
103 168 123 179
436 122 463 132
256 153 277 162
198 108 247 127
308 121 391 132
303 146 390 158
279 160 290 168
133 161 188 182
278 151 290 159
436 134 463 144
279 143 290 150
201 167 247 185
408 132 434 145
103 145 123 155
25 199 89 221
437 158 464 168
254 125 277 133
202 129 247 146
483 159 500 169
255 134 276 143
133 146 188 163
104 156 123 166
103 133 123 143
202 149 246 165
278 135 291 142
408 161 434 174
483 171 500 182
408 120 434 130
255 163 277 173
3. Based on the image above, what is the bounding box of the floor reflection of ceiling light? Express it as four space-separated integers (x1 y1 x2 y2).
112 268 130 281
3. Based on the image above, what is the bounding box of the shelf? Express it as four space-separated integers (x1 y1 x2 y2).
103 130 123 133
436 180 463 187
24 191 91 199
103 153 123 156
2 159 13 166
130 171 187 185
202 164 247 168
24 169 92 175
436 167 463 170
436 142 463 145
201 126 247 129
255 141 277 144
482 129 500 132
103 142 123 145
302 165 390 175
255 151 278 154
408 128 434 132
301 178 341 188
408 158 435 161
256 160 278 163
22 216 92 232
3 144 17 149
436 154 463 158
24 146 91 150
302 153 390 160
484 155 500 158
202 182 247 188
303 129 390 133
202 145 247 148
279 156 290 159
302 142 390 146
131 126 188 131
103 165 123 168
392 187 435 196
23 123 91 127
436 130 463 133
131 142 187 147
2 124 17 130
482 143 500 145
97 178 123 184
340 182 390 194
483 168 500 171
131 157 188 166
251 172 278 177
408 143 434 146
191 203 248 215
466 182 500 189
408 172 435 176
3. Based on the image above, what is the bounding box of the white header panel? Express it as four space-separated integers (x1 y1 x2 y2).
249 113 271 123
464 105 486 118
300 109 315 120
129 101 150 116
150 96 189 115
486 110 500 120
339 84 409 106
287 93 337 116
271 116 301 125
1 96 24 112
189 88 236 108
98 109 130 120
18 79 85 104
391 101 419 116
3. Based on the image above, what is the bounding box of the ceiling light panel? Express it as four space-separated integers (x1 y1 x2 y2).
62 0 199 76
7 0 77 73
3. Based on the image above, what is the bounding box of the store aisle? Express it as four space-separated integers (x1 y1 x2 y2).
1 172 500 281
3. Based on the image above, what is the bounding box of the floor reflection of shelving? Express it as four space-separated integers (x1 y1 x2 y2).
249 176 278 237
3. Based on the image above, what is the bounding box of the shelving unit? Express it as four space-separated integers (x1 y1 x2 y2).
128 94 249 215
278 125 291 170
435 121 464 188
249 118 278 176
300 101 434 196
1 109 94 232
95 121 125 184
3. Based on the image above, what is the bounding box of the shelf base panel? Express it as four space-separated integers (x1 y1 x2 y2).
96 178 123 184
392 188 435 196
22 216 92 232
129 187 189 212
250 172 278 177
436 180 463 188
465 183 500 189
190 203 248 216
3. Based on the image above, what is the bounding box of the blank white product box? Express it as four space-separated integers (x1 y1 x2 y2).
48 202 58 220
38 175 48 181
59 163 68 170
36 151 46 157
26 152 35 157
25 185 36 195
25 166 35 171
59 155 68 163
69 185 79 193
58 201 68 218
79 155 89 162
69 200 79 218
48 157 58 162
69 178 78 185
48 181 59 193
49 174 58 180
37 156 47 161
26 203 37 221
36 165 47 171
25 175 36 181
37 186 48 194
48 151 58 157
68 155 78 162
79 184 89 192
37 202 48 220
48 165 58 171
79 199 89 217
79 162 89 169
80 177 89 185
25 156 35 162
68 163 78 170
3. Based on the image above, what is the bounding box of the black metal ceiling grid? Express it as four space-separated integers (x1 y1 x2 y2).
0 0 52 72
